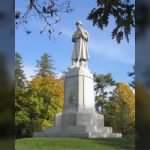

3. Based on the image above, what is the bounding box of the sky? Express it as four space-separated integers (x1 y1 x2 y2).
15 0 135 84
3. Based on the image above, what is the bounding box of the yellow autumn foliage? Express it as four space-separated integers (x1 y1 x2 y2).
30 75 64 128
115 82 135 127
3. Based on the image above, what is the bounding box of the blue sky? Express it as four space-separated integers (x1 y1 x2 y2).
16 0 135 83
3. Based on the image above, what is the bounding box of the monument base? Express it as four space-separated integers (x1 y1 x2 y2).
34 67 122 138
34 110 122 138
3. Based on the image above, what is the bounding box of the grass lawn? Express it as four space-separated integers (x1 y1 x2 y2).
15 137 135 150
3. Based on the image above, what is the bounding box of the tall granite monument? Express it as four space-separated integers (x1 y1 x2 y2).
34 21 122 138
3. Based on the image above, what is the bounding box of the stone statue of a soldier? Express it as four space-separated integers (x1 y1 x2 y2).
71 21 89 68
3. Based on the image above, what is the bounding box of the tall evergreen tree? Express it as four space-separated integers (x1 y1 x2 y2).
35 53 55 76
15 52 26 88
94 73 116 113
15 52 30 137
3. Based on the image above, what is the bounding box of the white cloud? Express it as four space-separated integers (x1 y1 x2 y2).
89 38 135 65
55 72 64 78
24 65 35 81
24 65 65 80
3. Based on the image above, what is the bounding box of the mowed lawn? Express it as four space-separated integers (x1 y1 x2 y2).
16 137 135 150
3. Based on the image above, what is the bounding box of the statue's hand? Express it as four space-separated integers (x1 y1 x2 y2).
78 25 82 31
74 32 81 39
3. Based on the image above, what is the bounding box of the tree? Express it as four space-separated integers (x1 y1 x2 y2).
15 53 64 137
16 1 135 43
15 52 26 88
128 65 135 89
87 0 135 43
94 73 116 113
35 53 55 76
15 0 73 38
107 82 135 136
30 75 64 129
15 86 44 137
15 52 30 137
103 100 117 127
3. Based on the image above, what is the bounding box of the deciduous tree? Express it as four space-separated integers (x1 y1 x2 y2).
87 0 135 43
30 75 64 129
15 0 73 38
106 82 135 136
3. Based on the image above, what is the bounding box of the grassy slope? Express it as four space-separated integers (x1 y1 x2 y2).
16 137 134 150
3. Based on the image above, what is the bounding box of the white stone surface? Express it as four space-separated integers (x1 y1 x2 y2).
34 109 122 138
64 67 95 112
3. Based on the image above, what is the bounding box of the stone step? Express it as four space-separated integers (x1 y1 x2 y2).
89 131 122 138
96 127 112 133
34 126 122 138
86 126 112 133
34 130 89 138
34 126 113 137
63 125 112 134
107 133 122 138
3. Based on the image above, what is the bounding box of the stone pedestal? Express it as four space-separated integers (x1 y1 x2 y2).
34 67 122 138
64 67 95 112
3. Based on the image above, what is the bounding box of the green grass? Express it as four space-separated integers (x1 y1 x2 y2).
15 137 135 150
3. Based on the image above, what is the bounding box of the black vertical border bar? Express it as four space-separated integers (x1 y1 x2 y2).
135 0 150 149
0 0 15 149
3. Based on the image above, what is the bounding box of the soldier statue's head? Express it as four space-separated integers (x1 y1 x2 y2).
75 21 83 30
75 21 83 26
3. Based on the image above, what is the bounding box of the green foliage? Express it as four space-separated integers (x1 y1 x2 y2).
87 0 135 43
15 86 37 137
104 82 135 136
103 100 116 126
15 52 31 137
15 52 26 88
30 76 64 129
15 53 64 138
35 53 55 76
94 73 116 113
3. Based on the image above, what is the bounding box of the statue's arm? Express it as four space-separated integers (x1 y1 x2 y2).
72 37 75 42
72 33 76 42
81 30 88 41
